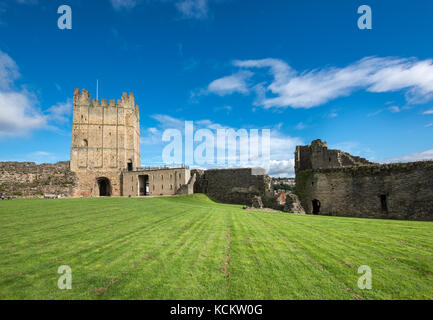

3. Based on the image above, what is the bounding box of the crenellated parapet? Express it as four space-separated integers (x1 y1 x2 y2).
73 89 139 113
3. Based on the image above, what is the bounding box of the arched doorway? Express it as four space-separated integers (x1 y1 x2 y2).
312 199 321 215
97 177 111 197
138 175 149 196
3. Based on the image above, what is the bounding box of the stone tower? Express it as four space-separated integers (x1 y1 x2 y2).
70 89 141 197
294 139 372 174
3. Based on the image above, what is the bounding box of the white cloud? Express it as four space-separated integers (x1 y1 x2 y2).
207 70 253 96
381 149 433 163
0 50 71 139
144 114 302 176
15 0 38 4
268 159 295 177
141 127 162 145
0 50 19 90
388 105 400 113
110 0 137 10
151 114 185 130
176 0 209 20
423 109 433 115
0 91 46 138
0 51 47 138
295 122 306 130
47 99 72 123
207 56 433 109
109 0 213 20
26 151 61 164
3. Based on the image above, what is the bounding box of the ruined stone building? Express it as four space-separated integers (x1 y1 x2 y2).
0 89 270 201
2 89 432 221
295 139 433 221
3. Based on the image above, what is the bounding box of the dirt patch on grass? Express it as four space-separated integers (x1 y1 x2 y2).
10 272 24 278
219 228 231 278
341 261 355 269
95 279 118 296
226 228 231 249
220 255 230 277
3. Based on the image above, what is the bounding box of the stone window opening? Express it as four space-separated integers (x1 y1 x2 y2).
127 160 133 172
380 194 388 212
170 184 173 190
82 139 88 147
162 185 164 190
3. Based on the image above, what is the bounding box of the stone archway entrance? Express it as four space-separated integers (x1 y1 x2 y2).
97 177 112 197
312 199 321 215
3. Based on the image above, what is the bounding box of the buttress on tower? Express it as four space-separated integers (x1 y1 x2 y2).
70 89 141 197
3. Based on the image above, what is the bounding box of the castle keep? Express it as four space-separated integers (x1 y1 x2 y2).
295 140 433 221
69 89 199 197
70 89 141 197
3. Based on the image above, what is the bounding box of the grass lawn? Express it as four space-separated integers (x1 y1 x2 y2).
0 194 432 300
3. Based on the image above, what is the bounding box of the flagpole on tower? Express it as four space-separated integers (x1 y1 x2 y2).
96 79 99 100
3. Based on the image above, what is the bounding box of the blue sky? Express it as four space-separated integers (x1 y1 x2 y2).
1 0 433 176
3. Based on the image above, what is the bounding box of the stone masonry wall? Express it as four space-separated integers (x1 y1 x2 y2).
193 168 272 205
295 161 433 221
295 139 373 172
123 168 191 197
0 161 77 197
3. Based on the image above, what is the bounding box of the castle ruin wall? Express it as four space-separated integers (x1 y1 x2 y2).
0 161 77 197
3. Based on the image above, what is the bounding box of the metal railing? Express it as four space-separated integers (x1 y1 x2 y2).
123 164 190 172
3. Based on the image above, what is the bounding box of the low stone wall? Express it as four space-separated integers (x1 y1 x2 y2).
295 161 433 221
193 168 272 205
0 161 77 198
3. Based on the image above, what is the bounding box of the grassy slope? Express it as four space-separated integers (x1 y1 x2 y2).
0 194 432 300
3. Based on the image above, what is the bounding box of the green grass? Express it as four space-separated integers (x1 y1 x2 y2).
0 194 432 300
